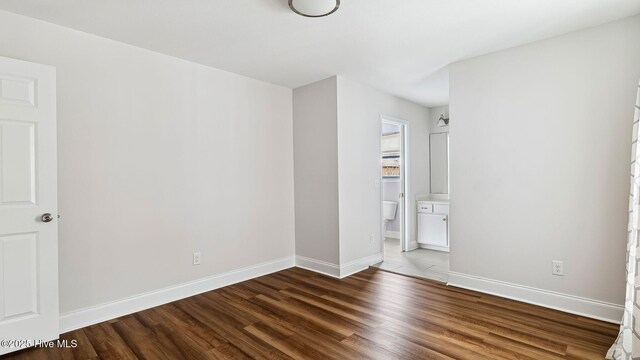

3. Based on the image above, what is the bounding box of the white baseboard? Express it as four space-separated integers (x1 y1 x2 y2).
447 272 623 324
59 256 295 333
339 252 384 278
384 231 400 239
295 253 383 279
59 255 618 338
418 244 450 252
295 256 341 278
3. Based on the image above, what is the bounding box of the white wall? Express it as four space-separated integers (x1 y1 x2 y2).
291 76 430 269
0 10 295 314
293 77 340 265
449 15 640 305
428 105 449 196
337 77 431 263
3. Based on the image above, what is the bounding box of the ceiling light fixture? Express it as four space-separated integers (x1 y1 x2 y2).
289 0 340 18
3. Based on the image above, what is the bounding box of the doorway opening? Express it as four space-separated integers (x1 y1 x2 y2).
379 117 408 256
374 112 451 283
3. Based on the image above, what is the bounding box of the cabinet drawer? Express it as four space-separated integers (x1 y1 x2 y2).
417 203 433 213
434 204 449 215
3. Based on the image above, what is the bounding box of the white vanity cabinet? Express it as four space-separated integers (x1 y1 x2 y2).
417 201 449 252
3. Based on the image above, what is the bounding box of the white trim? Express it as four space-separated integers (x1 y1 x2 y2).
384 230 401 239
447 272 624 324
380 115 409 125
295 256 341 278
59 256 295 333
418 244 450 252
339 253 384 278
295 253 384 279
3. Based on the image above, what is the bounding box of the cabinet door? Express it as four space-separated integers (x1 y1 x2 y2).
418 213 448 246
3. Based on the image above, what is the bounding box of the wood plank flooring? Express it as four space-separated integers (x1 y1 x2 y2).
4 267 618 359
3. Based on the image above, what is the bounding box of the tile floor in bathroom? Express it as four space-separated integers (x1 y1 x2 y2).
372 237 450 282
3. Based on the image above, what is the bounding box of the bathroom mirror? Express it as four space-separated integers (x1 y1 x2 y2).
430 132 449 194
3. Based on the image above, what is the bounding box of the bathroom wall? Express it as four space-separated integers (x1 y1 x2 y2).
449 15 640 310
428 105 449 196
429 105 450 133
382 123 400 135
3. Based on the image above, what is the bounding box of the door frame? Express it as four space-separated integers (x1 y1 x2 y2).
379 115 410 254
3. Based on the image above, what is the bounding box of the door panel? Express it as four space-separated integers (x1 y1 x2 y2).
0 74 36 107
1 121 36 204
2 233 38 319
0 56 57 355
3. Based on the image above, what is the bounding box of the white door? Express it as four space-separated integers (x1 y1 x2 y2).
417 213 448 247
0 56 58 355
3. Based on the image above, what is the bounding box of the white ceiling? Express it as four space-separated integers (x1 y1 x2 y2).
0 0 638 107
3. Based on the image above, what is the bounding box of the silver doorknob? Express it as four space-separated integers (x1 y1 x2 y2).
41 213 53 223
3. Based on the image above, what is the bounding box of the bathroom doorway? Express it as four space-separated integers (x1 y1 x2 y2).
380 117 408 255
374 108 451 283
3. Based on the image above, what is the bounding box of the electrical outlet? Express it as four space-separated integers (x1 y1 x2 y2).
193 252 201 265
369 234 375 244
552 260 563 276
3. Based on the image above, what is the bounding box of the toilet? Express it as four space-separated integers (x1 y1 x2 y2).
383 201 398 222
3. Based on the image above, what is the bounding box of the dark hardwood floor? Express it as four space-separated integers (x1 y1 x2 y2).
5 267 618 359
